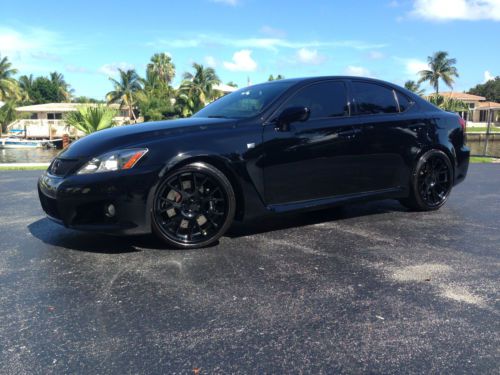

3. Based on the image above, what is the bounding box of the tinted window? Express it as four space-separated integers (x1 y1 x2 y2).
194 81 296 119
283 81 349 119
396 91 413 112
352 82 398 115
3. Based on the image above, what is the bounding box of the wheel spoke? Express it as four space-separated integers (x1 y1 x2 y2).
416 155 451 207
154 169 228 245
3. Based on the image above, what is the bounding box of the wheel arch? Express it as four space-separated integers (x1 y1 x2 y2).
414 143 456 180
159 152 245 221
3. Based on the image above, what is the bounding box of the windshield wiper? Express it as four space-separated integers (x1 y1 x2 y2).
207 115 229 118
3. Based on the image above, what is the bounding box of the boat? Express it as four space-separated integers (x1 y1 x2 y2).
0 137 48 149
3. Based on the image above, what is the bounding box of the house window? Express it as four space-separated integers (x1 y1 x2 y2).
479 110 488 122
30 113 38 119
47 113 63 120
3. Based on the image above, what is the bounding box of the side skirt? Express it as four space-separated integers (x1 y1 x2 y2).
267 187 405 214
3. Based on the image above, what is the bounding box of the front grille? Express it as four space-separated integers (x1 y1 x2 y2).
49 158 81 176
39 188 61 220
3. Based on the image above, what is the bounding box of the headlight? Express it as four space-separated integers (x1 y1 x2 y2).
77 148 148 174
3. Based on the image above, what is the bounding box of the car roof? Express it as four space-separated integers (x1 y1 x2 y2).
257 76 433 111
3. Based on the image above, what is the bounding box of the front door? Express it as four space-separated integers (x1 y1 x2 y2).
259 80 364 205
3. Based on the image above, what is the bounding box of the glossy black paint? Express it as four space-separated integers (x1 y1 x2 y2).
38 76 470 235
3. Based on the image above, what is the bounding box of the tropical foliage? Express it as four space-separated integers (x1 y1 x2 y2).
50 72 74 101
428 95 468 112
0 100 19 134
176 63 221 116
106 69 143 122
64 105 116 135
147 53 175 85
0 55 19 101
468 76 500 103
268 74 285 81
418 51 459 94
404 80 425 96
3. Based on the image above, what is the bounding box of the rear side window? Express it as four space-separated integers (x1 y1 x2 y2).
283 81 349 119
352 82 398 115
396 91 413 112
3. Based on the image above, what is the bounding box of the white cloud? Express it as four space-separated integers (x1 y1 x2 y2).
153 35 387 52
296 48 326 65
368 50 385 60
411 0 500 21
403 58 429 75
345 65 372 77
204 55 217 68
0 27 70 59
66 64 89 73
260 25 286 38
484 70 495 82
210 0 239 5
223 49 257 72
99 62 135 76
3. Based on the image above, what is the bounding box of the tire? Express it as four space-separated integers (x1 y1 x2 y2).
151 162 236 249
399 149 453 211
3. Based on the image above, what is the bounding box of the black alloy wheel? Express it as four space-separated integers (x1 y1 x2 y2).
152 162 236 249
400 149 453 211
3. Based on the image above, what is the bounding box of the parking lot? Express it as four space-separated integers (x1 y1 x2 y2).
0 165 499 374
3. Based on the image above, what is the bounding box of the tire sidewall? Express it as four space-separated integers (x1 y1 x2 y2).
411 149 453 210
151 162 236 249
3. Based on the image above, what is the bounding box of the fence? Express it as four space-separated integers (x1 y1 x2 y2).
466 133 500 157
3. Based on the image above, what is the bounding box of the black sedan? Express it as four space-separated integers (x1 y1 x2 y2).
38 76 470 248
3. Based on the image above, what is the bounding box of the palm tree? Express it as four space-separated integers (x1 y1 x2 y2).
50 72 73 102
404 80 425 96
64 105 116 135
0 55 19 101
0 100 18 135
178 63 221 114
418 51 459 94
147 53 175 85
106 69 143 123
18 74 34 103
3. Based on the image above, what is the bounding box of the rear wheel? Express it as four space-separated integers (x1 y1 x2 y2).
400 149 453 211
152 162 236 249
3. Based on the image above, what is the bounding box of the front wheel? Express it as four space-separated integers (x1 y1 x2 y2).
399 149 453 211
152 162 236 249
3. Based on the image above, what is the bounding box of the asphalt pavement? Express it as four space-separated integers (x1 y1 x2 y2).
0 165 498 374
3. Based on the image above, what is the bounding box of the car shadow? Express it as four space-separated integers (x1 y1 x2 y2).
28 200 407 253
227 199 406 238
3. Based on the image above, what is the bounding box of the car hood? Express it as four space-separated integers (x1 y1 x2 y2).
59 117 234 158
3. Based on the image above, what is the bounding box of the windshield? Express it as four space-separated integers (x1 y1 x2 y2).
193 81 296 119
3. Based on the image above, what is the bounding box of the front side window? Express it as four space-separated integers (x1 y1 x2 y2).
194 81 296 119
282 81 349 119
352 82 398 115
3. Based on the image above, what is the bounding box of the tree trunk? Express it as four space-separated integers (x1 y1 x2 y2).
130 105 137 123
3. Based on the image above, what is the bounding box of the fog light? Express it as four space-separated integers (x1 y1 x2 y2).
105 204 116 218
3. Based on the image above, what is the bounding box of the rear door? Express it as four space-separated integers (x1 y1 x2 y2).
349 80 420 191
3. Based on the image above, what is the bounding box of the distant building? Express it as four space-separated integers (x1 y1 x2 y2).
8 103 131 139
434 92 500 127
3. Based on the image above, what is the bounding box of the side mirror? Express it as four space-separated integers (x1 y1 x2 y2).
276 106 310 131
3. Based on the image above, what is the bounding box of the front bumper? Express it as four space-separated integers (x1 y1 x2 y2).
38 166 161 235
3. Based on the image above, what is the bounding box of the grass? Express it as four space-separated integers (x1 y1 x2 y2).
470 156 497 163
466 127 500 133
0 165 48 171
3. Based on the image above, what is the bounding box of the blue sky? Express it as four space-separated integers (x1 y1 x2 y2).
1 0 499 99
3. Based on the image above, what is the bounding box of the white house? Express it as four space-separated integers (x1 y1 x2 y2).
8 103 131 139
